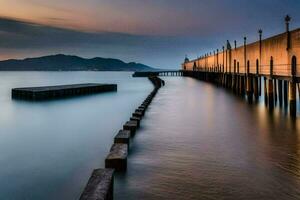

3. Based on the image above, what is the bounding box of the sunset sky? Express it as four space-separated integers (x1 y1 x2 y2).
0 0 300 68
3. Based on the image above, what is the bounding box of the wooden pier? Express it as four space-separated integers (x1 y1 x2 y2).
12 83 117 100
182 16 300 117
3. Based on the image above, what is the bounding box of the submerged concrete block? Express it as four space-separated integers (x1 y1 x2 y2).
130 116 141 127
79 168 114 200
105 144 128 171
132 111 143 118
114 130 130 145
146 96 153 100
143 99 151 104
123 120 139 135
135 108 145 116
138 105 146 110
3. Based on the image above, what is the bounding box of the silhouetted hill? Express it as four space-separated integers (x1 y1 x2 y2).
0 54 156 71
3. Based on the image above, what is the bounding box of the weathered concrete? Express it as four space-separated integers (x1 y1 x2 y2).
289 81 297 117
132 111 143 118
135 108 145 116
114 130 130 145
129 116 141 127
12 83 117 100
141 102 149 108
105 144 128 171
79 168 114 200
138 105 147 110
123 120 138 135
268 79 274 108
278 79 283 106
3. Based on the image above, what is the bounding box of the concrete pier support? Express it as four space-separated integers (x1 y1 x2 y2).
289 81 297 117
246 75 253 102
284 80 289 107
254 76 259 100
238 75 241 94
259 76 262 96
264 77 268 105
240 76 245 95
274 79 278 103
268 79 274 109
278 80 283 106
233 74 238 92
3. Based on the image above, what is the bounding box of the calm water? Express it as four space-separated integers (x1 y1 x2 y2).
0 72 152 200
1 73 300 200
115 76 300 200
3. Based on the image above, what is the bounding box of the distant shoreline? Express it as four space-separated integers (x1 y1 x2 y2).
0 54 158 72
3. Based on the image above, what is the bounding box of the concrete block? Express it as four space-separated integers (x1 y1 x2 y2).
114 130 130 145
105 144 128 171
79 168 114 200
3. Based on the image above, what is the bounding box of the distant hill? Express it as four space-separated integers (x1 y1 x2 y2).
0 54 157 71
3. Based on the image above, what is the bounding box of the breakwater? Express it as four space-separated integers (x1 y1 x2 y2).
79 76 164 200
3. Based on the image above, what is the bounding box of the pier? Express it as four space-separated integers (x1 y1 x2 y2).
12 83 117 100
132 70 183 77
182 16 300 117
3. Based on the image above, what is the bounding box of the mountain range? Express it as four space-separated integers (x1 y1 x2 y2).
0 54 156 71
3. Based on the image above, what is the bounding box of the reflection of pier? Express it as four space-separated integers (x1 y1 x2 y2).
182 16 300 117
132 70 183 77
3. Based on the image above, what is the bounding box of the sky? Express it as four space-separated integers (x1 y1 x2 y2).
0 0 300 69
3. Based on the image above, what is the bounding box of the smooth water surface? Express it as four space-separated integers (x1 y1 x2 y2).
115 76 300 200
0 72 152 200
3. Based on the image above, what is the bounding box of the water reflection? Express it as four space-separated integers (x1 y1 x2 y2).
115 76 300 200
0 72 152 200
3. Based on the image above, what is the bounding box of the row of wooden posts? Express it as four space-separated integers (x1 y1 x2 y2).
182 70 299 117
79 76 165 200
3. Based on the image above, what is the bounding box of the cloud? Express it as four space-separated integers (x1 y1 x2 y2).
0 17 209 68
1 0 300 69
